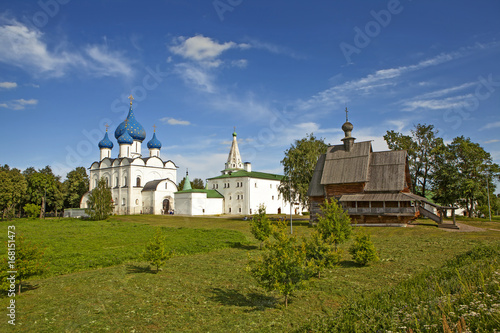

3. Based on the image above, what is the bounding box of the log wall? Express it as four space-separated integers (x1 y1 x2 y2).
324 183 364 197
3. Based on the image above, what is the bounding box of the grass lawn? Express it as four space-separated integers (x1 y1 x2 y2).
1 215 499 332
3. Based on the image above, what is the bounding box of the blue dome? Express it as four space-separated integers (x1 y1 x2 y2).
98 132 114 149
117 128 133 145
147 133 162 149
115 106 146 142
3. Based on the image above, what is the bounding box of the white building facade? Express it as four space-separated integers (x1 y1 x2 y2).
80 97 178 215
175 130 302 216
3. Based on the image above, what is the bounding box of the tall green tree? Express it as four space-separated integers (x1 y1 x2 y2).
85 177 114 220
24 166 63 218
384 124 443 197
433 136 499 217
0 166 27 219
64 167 89 208
279 133 328 207
316 199 352 251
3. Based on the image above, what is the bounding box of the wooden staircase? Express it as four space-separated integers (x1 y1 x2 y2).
418 206 459 229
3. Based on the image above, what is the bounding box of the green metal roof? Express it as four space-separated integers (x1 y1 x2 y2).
207 170 285 181
175 189 224 198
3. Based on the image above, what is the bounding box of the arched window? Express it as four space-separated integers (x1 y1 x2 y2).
122 198 125 206
136 177 141 187
115 177 119 187
123 176 127 186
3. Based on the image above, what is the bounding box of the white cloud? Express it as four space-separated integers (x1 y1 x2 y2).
167 152 227 182
386 119 410 132
482 121 500 130
231 59 248 68
169 35 245 61
400 94 474 111
0 19 134 78
245 39 303 59
0 81 17 89
85 45 134 77
298 51 465 111
0 98 38 110
160 117 191 126
484 139 500 144
173 63 215 93
413 82 476 100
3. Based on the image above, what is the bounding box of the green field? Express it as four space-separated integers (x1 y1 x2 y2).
1 215 499 332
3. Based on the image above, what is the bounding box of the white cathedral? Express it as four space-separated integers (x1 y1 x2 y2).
80 96 302 216
80 96 178 215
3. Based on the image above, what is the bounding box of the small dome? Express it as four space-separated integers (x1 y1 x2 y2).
342 121 353 132
115 106 146 142
117 129 133 145
147 133 162 149
98 132 114 149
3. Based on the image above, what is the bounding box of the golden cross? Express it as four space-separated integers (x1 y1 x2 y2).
105 123 109 132
153 124 157 133
128 95 134 105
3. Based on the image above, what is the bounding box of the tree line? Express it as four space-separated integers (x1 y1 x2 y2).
280 124 500 218
0 165 89 219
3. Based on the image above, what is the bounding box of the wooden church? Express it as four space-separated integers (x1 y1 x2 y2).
308 110 421 225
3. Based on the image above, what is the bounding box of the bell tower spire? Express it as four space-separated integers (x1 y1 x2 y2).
224 127 244 173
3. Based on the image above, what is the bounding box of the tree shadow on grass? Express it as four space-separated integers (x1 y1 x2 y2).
126 264 156 274
230 242 258 251
338 260 362 268
21 282 40 293
209 287 278 311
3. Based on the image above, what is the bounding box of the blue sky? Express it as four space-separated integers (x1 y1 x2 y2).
0 0 499 192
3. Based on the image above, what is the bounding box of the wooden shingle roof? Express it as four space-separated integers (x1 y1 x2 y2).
364 150 407 192
307 154 326 197
320 141 372 184
308 140 409 195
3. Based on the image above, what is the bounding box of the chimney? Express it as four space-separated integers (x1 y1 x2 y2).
244 162 252 172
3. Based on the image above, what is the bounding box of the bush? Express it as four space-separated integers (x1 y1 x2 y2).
23 203 41 219
248 221 314 307
298 245 500 332
303 231 341 278
0 235 46 294
249 204 271 249
349 231 378 266
317 199 352 250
